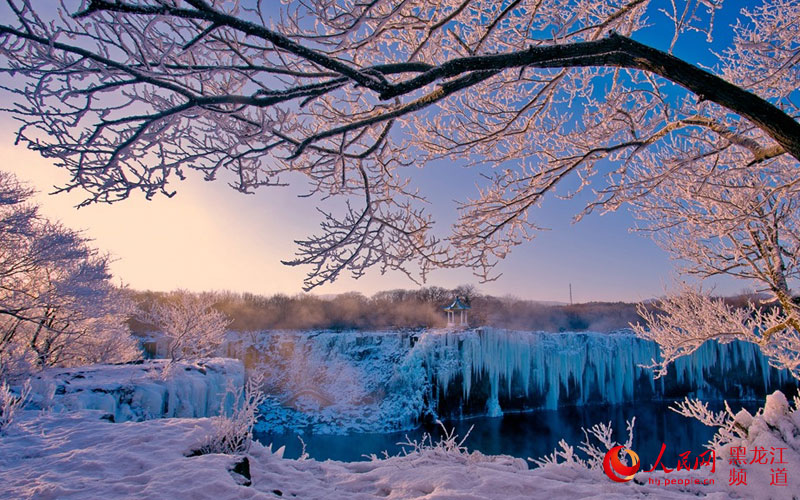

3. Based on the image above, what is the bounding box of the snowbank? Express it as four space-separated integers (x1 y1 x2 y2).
26 358 244 422
709 390 800 500
0 408 709 500
4 388 797 499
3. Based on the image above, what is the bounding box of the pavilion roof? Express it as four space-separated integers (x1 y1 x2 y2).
443 297 471 311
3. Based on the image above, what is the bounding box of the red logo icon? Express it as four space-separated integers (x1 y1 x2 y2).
603 445 640 482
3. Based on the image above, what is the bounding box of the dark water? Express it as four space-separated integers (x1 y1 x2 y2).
255 400 765 466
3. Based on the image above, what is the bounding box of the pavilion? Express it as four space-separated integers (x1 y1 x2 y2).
443 297 470 328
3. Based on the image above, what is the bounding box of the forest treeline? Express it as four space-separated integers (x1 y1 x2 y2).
130 287 768 334
129 286 677 333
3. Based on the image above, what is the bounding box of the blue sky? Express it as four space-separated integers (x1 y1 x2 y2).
0 0 755 302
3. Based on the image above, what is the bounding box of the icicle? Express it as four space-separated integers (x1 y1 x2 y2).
486 380 503 417
417 329 795 414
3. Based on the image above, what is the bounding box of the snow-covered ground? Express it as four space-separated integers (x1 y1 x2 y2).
2 357 798 499
0 408 730 500
2 391 797 499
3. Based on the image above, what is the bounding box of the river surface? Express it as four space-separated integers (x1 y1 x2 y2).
255 399 765 466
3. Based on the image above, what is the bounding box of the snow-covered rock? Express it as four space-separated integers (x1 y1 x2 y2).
712 390 800 499
27 358 244 422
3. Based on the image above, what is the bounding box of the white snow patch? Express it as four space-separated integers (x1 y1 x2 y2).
0 409 727 500
710 390 800 500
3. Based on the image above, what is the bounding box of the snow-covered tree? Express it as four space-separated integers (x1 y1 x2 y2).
139 291 230 363
0 2 798 373
630 155 800 377
0 172 140 377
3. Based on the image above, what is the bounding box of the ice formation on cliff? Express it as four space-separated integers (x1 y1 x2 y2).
27 358 244 422
230 328 793 434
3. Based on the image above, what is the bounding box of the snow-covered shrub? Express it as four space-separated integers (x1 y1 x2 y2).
396 421 474 460
678 391 800 460
0 347 28 383
532 417 636 470
296 436 310 461
196 374 265 455
670 396 742 449
671 391 800 457
36 380 56 414
235 329 430 435
386 421 528 472
0 380 30 434
534 391 800 499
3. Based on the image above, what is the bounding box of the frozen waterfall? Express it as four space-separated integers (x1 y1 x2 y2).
28 358 244 422
230 328 795 433
412 328 793 416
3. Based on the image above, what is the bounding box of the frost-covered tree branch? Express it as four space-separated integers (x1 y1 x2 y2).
0 0 798 289
669 396 747 450
532 417 636 470
635 289 800 379
0 379 29 434
197 373 266 455
630 145 800 377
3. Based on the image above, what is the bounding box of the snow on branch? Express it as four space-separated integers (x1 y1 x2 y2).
0 0 798 289
0 172 140 375
0 379 30 435
633 287 752 378
531 417 636 471
196 373 266 456
634 285 800 379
